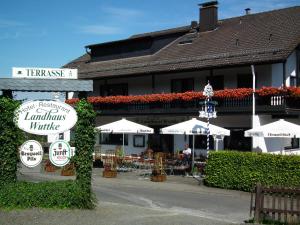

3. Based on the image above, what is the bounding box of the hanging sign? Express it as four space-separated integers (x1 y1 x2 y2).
12 67 78 79
14 100 77 135
47 130 71 143
49 140 71 167
19 140 43 168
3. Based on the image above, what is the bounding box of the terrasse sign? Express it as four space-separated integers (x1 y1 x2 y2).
12 67 78 79
14 100 77 135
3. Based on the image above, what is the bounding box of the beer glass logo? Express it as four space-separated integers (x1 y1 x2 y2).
49 140 71 167
19 140 43 168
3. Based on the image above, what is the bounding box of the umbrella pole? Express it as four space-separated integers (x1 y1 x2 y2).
192 135 195 174
281 138 283 155
123 133 125 156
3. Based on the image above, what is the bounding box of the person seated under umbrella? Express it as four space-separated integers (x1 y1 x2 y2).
182 144 192 166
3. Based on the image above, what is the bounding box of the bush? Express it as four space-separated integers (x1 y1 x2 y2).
204 151 300 191
0 181 95 209
74 99 96 207
0 97 24 186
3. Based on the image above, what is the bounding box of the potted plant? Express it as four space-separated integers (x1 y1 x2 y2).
61 163 75 176
103 163 117 178
151 155 166 182
44 159 56 172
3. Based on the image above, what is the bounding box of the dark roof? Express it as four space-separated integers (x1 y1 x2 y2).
64 6 300 79
130 25 190 38
0 78 93 92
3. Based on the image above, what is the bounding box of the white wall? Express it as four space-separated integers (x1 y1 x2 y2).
91 65 273 97
92 77 153 96
285 51 297 87
97 133 149 156
95 116 150 156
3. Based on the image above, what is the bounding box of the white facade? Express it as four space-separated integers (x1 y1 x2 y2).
71 51 299 155
91 64 276 96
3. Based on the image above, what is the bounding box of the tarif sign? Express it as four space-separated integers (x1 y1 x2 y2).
14 100 77 135
12 67 78 79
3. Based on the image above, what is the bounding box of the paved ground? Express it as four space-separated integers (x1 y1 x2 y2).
0 165 252 225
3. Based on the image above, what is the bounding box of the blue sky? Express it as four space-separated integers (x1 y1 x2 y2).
0 0 299 79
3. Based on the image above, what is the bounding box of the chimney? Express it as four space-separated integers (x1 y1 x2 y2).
190 21 198 32
245 8 251 15
198 1 218 32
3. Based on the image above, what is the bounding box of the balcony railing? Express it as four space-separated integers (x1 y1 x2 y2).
93 95 296 115
66 87 300 116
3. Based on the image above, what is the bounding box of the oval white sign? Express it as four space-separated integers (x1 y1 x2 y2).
14 100 77 135
20 140 43 168
49 140 71 167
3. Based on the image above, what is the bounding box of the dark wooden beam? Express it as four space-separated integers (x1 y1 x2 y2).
2 90 13 99
152 75 155 94
283 60 286 87
78 92 87 99
296 49 300 86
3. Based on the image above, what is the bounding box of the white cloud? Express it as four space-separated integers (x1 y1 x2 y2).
80 25 122 35
0 19 25 28
101 6 143 18
0 29 47 40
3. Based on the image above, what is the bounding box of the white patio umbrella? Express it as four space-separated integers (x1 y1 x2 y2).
245 119 300 153
160 118 230 169
96 118 154 155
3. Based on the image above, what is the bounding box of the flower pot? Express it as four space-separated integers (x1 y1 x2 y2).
44 164 56 172
61 169 75 176
103 170 117 178
151 174 167 182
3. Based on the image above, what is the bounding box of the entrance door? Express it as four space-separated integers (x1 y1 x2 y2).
224 129 251 151
148 126 174 153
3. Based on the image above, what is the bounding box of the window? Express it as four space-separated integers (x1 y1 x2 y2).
171 78 194 93
100 83 128 96
290 76 297 87
207 76 224 90
133 135 145 147
99 133 128 145
291 138 299 149
237 74 253 88
58 133 64 140
189 135 214 150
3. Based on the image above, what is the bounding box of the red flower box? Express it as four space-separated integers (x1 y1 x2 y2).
65 87 300 106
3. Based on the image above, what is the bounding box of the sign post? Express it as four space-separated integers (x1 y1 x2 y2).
199 81 217 152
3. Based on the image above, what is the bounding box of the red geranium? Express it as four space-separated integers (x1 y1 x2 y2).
65 87 300 106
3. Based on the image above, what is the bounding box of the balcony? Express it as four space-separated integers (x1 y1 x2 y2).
66 87 300 116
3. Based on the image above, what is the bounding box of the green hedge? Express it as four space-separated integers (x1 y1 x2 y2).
0 181 94 209
204 151 300 191
74 99 96 207
0 97 24 186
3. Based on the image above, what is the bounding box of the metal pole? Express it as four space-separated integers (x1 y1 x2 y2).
251 65 256 126
122 133 125 156
192 134 195 172
207 97 210 151
251 65 256 151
